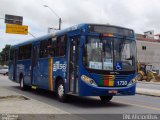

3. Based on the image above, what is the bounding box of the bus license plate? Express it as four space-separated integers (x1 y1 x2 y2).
108 90 118 94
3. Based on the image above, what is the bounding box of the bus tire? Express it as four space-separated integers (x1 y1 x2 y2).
56 80 67 102
99 96 113 102
20 75 27 90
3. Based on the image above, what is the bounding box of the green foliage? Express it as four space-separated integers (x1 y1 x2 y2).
0 44 11 65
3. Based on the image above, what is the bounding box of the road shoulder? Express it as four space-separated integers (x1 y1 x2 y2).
136 88 160 97
0 86 68 114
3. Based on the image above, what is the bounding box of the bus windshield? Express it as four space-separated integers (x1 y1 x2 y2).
83 36 136 71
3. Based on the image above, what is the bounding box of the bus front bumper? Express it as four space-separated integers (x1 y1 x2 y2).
79 82 136 96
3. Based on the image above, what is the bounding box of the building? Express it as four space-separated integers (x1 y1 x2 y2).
136 31 160 74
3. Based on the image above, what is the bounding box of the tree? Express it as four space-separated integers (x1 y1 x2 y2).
0 44 11 65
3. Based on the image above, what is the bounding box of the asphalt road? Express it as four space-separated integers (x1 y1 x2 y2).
0 75 160 120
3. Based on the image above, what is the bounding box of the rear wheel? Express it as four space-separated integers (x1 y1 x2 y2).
20 76 27 90
99 96 113 102
56 80 67 102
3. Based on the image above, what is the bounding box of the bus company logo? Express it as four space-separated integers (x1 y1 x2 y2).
53 61 66 72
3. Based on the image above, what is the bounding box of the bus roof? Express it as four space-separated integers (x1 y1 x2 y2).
12 23 134 48
12 33 54 48
12 23 85 48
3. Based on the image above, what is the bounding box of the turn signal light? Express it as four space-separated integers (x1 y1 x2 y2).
103 33 114 37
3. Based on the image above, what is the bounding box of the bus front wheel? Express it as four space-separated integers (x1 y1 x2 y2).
56 80 67 102
99 96 113 102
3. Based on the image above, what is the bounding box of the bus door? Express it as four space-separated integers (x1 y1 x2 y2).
13 49 18 81
69 36 80 94
31 45 39 86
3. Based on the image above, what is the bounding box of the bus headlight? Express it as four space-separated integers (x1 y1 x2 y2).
127 77 137 86
81 75 97 87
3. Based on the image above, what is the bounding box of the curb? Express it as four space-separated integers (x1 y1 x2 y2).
137 81 160 85
136 88 160 97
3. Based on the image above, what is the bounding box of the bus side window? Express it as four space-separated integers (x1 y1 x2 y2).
18 46 22 60
10 48 14 60
51 35 66 57
18 44 32 60
47 38 53 57
39 39 53 58
26 44 32 59
52 37 57 57
57 35 67 57
60 35 67 56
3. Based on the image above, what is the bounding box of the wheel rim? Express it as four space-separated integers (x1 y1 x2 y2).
58 84 64 98
20 78 24 88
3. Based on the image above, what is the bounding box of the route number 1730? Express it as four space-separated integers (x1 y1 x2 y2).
117 81 128 86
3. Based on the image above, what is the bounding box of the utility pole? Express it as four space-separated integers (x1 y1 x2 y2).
43 5 62 30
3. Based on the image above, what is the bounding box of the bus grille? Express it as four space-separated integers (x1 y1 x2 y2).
98 74 129 87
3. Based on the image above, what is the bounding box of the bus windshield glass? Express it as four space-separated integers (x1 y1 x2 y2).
83 36 136 71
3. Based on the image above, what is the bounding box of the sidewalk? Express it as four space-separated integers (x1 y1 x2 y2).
0 86 68 114
136 81 160 97
0 76 85 120
0 86 86 120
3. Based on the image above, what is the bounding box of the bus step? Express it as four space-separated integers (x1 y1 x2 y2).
31 85 38 90
67 92 78 96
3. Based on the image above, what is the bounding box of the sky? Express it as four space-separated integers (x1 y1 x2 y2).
0 0 160 51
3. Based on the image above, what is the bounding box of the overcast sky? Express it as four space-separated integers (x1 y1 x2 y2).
0 0 160 51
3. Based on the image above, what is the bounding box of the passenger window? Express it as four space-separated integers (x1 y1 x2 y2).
52 37 57 57
10 48 14 60
51 35 67 57
60 35 67 56
18 44 32 60
57 35 67 57
39 39 52 58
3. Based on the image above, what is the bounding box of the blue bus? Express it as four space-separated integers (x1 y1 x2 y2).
9 23 137 102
